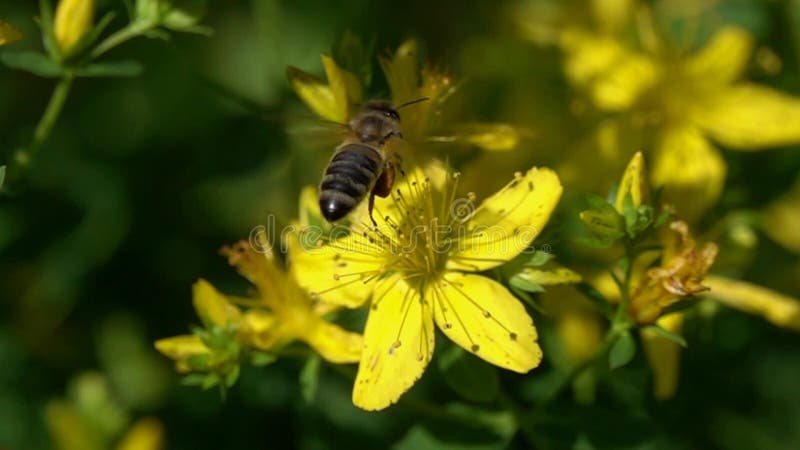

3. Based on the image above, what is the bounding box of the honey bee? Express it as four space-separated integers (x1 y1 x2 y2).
318 98 427 224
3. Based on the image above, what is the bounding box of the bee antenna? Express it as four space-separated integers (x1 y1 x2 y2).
396 97 430 110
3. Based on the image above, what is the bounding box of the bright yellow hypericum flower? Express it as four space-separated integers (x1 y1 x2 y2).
156 241 362 377
289 162 562 410
0 20 22 46
288 40 523 155
54 0 95 52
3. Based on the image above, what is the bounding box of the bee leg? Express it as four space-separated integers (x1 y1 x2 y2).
368 163 396 227
368 193 377 227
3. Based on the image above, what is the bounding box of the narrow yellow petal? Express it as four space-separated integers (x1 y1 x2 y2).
614 151 648 213
192 279 241 328
45 400 99 450
641 314 684 400
321 54 362 121
516 266 582 285
0 20 22 46
379 40 420 106
432 272 542 373
154 335 209 361
694 84 800 150
353 275 434 411
286 66 342 123
298 185 323 227
684 27 753 85
590 52 659 111
452 123 522 151
446 167 562 272
287 231 380 308
705 276 800 331
116 417 164 450
304 321 363 364
54 0 95 52
763 179 800 253
651 124 726 221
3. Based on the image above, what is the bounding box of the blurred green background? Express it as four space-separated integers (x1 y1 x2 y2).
2 0 800 449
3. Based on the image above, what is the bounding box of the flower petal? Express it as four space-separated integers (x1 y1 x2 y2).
447 123 523 152
705 276 800 331
353 274 434 411
432 272 542 373
322 53 362 120
154 335 209 361
304 321 363 364
379 40 420 106
684 27 753 85
651 124 726 220
116 417 164 450
694 84 800 150
286 66 340 123
241 310 279 350
287 231 381 308
763 179 800 253
446 167 562 272
641 313 684 400
192 279 241 328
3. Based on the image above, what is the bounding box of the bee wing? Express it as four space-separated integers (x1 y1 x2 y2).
286 113 351 153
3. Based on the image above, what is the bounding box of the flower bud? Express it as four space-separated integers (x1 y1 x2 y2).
614 151 648 214
54 0 94 52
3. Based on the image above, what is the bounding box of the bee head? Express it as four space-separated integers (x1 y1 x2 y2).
350 100 402 143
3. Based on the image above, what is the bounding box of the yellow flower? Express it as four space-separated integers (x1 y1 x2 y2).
557 311 604 366
763 178 800 254
526 1 800 219
0 20 22 46
54 0 95 52
219 240 363 363
288 40 523 154
629 221 718 324
289 162 563 410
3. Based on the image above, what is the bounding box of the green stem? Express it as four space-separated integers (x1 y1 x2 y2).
90 21 152 59
9 72 75 177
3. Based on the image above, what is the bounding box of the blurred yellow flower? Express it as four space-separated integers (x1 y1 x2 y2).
763 178 800 253
630 221 718 324
288 40 524 155
557 311 604 365
54 0 95 52
0 20 22 46
290 162 562 410
520 1 800 220
156 241 363 374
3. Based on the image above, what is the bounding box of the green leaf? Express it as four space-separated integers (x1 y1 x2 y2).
249 351 277 367
299 355 321 404
201 373 220 390
1 51 62 77
608 332 636 370
180 373 207 386
0 166 5 190
438 346 499 403
76 60 143 77
642 324 688 348
509 274 545 293
64 12 118 61
37 0 59 60
523 250 553 267
224 365 240 387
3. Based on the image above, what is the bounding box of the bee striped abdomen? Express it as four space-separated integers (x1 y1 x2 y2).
319 144 381 222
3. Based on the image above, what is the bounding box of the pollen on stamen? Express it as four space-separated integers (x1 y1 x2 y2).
467 192 476 202
310 292 319 300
